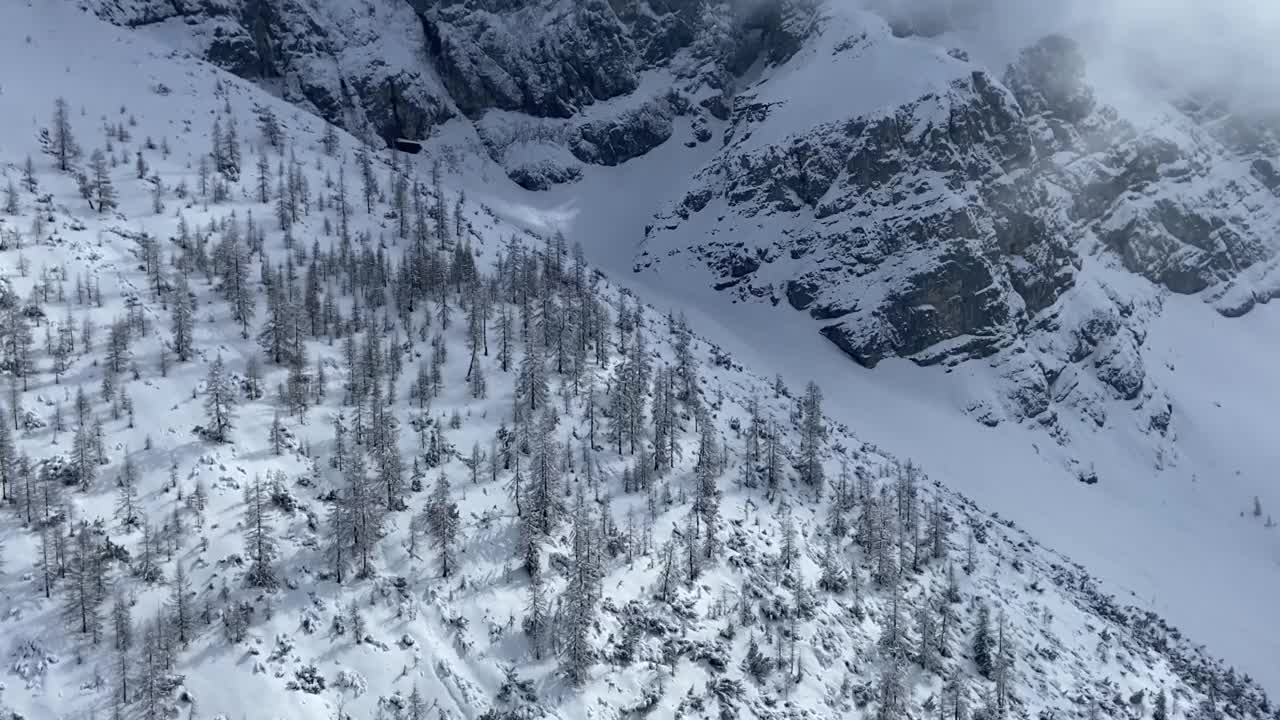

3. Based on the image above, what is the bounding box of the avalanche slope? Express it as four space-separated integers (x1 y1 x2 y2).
0 4 1274 720
452 38 1280 701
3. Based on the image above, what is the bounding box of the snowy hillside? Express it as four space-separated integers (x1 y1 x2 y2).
1 3 1276 720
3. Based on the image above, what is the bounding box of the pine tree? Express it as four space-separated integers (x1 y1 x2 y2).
72 420 97 492
37 522 54 598
1154 689 1169 720
744 634 772 683
3 178 18 215
47 97 81 172
973 601 993 678
110 587 133 705
269 411 285 455
426 473 460 577
526 409 561 540
780 507 798 571
764 418 784 498
22 155 38 193
994 611 1013 716
946 668 968 720
797 381 825 486
257 106 282 149
242 475 278 588
344 449 381 578
203 354 236 442
560 492 599 685
169 561 193 646
523 567 548 659
347 599 366 644
876 649 907 720
321 123 339 157
692 409 721 556
4 308 35 391
218 221 255 337
0 405 14 501
64 523 104 643
255 150 271 204
917 596 939 672
326 465 354 584
355 143 377 214
87 148 116 213
517 337 549 412
224 116 242 179
818 535 848 592
945 562 961 604
115 452 140 527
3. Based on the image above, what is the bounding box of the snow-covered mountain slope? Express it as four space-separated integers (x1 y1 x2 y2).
1 3 1277 720
69 0 1280 705
467 119 1280 703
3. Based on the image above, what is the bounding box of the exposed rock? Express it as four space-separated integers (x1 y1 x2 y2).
570 96 676 166
641 18 1280 433
419 0 639 119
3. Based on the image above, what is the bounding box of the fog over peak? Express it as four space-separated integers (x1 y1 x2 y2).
854 0 1280 118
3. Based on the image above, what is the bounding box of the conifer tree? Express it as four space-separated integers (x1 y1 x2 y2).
526 409 561 540
1154 689 1169 720
994 611 1013 715
22 155 37 193
72 419 97 492
797 381 825 486
326 467 354 584
973 601 994 678
47 97 81 172
818 535 848 592
203 354 236 443
517 337 548 413
764 418 784 498
321 123 339 157
344 449 381 578
692 408 721 550
110 587 133 706
877 649 907 720
560 492 600 685
917 596 939 672
115 452 140 527
242 475 278 588
87 148 116 213
426 473 460 577
0 404 14 501
3 178 17 215
523 567 548 659
169 560 193 646
269 411 285 455
64 523 104 643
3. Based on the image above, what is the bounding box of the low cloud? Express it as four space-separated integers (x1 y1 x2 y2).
854 0 1280 116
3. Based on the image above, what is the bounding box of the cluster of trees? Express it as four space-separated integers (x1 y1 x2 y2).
0 90 1259 720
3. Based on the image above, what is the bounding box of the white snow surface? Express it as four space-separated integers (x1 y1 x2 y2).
0 3 1275 720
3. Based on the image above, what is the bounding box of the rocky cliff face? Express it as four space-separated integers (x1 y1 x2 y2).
635 7 1280 437
82 0 750 161
86 0 1280 439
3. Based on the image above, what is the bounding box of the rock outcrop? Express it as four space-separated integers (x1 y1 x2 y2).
639 12 1280 434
